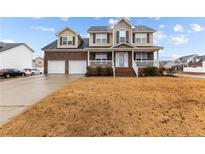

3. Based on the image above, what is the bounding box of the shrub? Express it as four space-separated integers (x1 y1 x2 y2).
86 66 113 76
100 67 108 76
159 67 166 76
96 66 103 76
143 66 159 76
166 67 175 76
106 67 113 76
86 66 96 76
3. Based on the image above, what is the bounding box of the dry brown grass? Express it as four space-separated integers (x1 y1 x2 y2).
0 77 205 137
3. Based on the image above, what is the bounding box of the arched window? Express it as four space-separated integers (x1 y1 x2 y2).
119 28 126 43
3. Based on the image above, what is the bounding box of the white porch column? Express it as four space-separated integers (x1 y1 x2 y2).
112 50 114 66
157 51 159 68
87 50 90 66
132 50 134 67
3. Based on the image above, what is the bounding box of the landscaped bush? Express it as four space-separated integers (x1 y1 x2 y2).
96 66 103 76
166 67 175 76
159 67 166 76
106 67 113 76
86 66 97 76
143 66 160 76
86 66 113 76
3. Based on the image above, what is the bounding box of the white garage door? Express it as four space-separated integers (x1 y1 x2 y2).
69 60 87 74
48 60 65 74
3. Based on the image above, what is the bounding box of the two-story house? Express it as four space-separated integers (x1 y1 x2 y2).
42 18 163 76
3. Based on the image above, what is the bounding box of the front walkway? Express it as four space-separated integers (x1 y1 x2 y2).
0 75 82 125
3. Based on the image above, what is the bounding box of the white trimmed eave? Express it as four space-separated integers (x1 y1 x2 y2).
85 47 162 52
110 42 137 48
111 17 135 29
44 49 85 52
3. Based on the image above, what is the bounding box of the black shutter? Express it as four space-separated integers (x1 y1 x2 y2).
73 36 75 45
116 31 119 43
93 34 96 44
133 33 135 43
60 37 62 45
107 34 110 43
126 31 129 43
147 33 150 43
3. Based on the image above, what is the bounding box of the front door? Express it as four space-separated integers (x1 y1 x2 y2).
116 52 128 67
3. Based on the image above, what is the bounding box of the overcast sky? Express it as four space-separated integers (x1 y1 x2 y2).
0 17 204 60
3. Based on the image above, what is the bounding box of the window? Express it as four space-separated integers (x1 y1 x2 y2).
135 34 147 43
135 52 148 60
95 53 107 63
119 28 126 43
96 34 107 43
62 36 73 45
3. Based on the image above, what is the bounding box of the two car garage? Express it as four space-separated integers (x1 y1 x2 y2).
47 60 87 74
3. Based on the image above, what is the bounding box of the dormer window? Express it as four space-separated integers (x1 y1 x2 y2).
119 28 126 43
62 36 73 45
96 34 107 43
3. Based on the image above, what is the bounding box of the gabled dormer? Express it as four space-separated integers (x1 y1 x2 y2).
112 18 133 45
56 27 82 48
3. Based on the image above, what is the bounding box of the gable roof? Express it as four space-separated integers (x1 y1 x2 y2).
175 54 198 63
111 42 136 48
0 42 34 52
34 57 44 60
56 27 83 41
87 26 111 32
42 38 89 50
197 55 205 62
133 25 156 32
111 17 134 28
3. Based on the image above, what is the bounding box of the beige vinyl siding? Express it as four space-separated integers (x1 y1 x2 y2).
89 33 113 47
113 20 132 45
57 29 78 48
132 32 153 46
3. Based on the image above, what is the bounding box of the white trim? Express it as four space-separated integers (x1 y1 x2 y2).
87 50 90 66
112 28 114 46
119 27 126 43
111 17 134 28
95 34 107 44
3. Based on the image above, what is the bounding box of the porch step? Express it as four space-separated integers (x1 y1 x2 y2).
115 67 136 77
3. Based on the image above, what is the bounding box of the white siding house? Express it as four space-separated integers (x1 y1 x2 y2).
0 42 34 71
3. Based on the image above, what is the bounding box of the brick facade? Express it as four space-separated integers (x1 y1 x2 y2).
44 51 87 74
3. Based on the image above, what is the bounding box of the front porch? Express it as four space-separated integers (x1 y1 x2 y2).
87 50 159 68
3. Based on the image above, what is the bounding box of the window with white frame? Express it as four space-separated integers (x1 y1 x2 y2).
62 36 73 45
96 34 107 43
135 34 147 43
119 28 126 43
95 53 107 63
135 52 148 60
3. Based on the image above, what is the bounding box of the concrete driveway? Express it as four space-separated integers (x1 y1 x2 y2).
0 75 82 125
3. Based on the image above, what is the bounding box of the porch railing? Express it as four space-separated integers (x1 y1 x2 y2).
90 60 112 67
134 60 159 67
132 60 138 77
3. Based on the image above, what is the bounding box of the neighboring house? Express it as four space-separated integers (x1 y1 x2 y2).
42 18 163 77
33 57 44 68
183 55 205 73
175 54 198 67
0 42 34 71
160 61 175 69
33 57 44 73
188 55 205 67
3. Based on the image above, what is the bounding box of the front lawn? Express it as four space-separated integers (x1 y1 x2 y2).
0 77 205 136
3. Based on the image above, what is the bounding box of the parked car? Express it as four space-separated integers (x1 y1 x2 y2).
0 69 26 78
23 68 42 75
